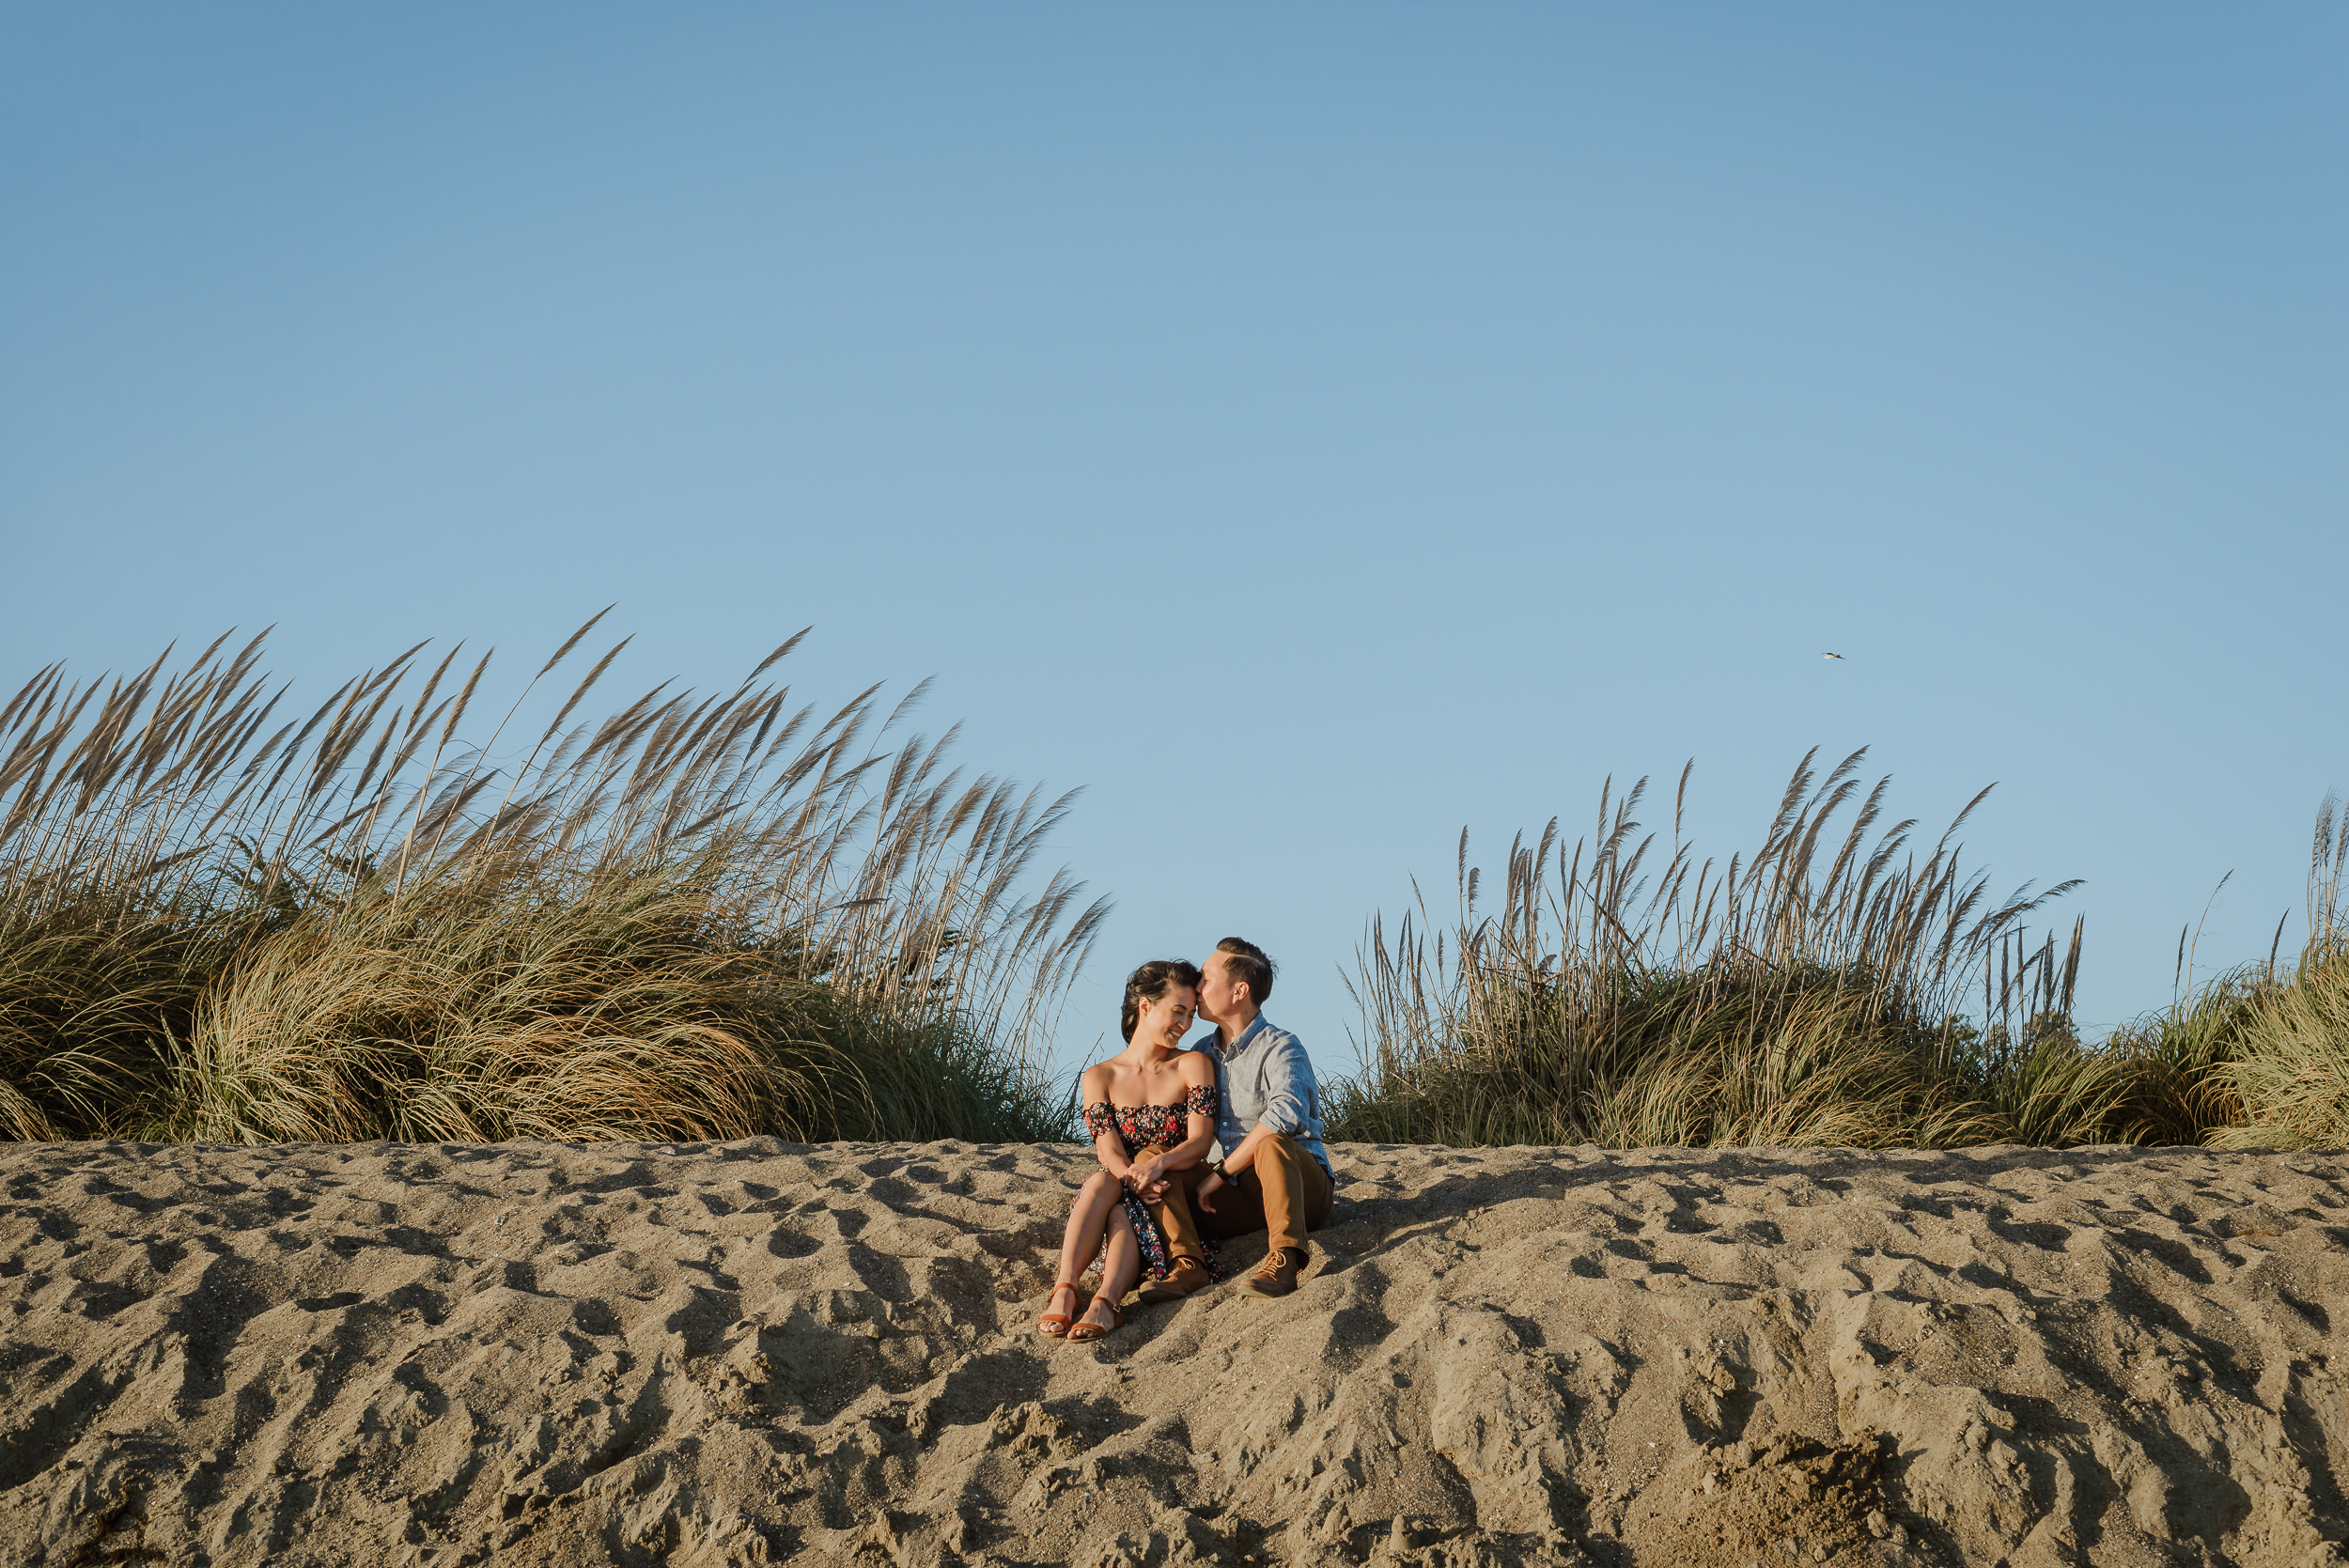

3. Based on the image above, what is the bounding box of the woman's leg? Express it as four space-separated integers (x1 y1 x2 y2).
1055 1171 1122 1290
1076 1206 1141 1335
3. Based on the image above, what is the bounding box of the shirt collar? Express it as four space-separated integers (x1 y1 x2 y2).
1218 1013 1270 1059
1183 1013 1270 1058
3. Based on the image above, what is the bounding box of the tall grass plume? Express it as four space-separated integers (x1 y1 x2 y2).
0 619 1104 1145
1330 750 2082 1149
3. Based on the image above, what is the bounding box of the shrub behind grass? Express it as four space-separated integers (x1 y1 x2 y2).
1330 961 2005 1148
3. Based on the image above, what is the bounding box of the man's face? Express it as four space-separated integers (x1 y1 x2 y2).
1197 952 1252 1025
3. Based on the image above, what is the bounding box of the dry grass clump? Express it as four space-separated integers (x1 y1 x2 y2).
2213 799 2349 1150
1333 751 2349 1153
2072 980 2258 1147
2216 955 2349 1148
2023 800 2349 1153
0 617 1103 1145
170 853 781 1143
1330 750 2080 1149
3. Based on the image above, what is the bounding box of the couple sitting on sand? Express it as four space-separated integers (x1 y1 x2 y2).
1038 938 1335 1343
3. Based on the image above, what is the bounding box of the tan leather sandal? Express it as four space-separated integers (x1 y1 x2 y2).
1036 1280 1081 1337
1066 1293 1124 1343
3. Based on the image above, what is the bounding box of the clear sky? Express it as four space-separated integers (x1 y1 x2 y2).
5 6 2344 1079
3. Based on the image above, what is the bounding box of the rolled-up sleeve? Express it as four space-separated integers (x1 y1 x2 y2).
1254 1039 1317 1136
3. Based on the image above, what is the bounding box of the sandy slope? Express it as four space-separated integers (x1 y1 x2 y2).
0 1139 2341 1568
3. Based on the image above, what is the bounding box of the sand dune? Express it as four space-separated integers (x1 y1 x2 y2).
0 1138 2341 1567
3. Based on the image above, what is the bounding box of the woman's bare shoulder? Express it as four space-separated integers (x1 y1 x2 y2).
1078 1061 1114 1098
1176 1049 1217 1085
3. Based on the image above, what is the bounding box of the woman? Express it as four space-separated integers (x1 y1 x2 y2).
1037 958 1219 1343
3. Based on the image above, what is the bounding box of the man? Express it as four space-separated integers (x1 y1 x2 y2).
1138 937 1335 1301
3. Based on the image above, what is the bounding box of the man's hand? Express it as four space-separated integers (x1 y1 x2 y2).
1195 1171 1225 1214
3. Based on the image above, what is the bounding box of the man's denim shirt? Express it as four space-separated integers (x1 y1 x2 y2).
1181 1014 1333 1179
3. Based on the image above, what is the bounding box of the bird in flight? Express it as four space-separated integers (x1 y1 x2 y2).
1822 652 1843 660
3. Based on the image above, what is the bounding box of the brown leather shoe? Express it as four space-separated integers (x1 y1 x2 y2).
1236 1247 1307 1298
1136 1257 1214 1304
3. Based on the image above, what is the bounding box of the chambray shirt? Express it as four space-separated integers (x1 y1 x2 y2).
1181 1014 1332 1179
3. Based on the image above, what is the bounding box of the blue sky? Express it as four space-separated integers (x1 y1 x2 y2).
5 6 2343 1078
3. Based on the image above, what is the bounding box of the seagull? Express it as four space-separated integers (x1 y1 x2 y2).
1822 652 1843 660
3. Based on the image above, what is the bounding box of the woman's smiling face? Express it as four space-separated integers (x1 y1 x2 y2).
1134 985 1197 1048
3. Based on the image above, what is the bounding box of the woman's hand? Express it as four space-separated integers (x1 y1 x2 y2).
1119 1162 1172 1205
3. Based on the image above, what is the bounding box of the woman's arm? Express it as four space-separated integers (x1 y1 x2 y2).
1167 1050 1220 1165
1079 1066 1137 1181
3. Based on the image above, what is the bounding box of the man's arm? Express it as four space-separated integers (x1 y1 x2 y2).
1225 1034 1315 1172
1213 1121 1282 1177
1195 1125 1277 1214
1195 1035 1315 1208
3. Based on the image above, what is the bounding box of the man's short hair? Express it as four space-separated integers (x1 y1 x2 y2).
1213 937 1274 1006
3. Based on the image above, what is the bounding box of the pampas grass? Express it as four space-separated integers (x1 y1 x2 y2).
1334 756 2349 1153
18 618 2349 1161
0 619 1103 1144
1330 750 2080 1149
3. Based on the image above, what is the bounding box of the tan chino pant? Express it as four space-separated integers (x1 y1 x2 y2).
1147 1133 1332 1262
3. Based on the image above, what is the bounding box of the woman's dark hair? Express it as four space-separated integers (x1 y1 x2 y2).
1121 958 1203 1042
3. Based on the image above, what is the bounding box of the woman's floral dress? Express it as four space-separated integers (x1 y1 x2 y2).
1081 1084 1218 1281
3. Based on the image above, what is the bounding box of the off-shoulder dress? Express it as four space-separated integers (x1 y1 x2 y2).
1080 1084 1219 1281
